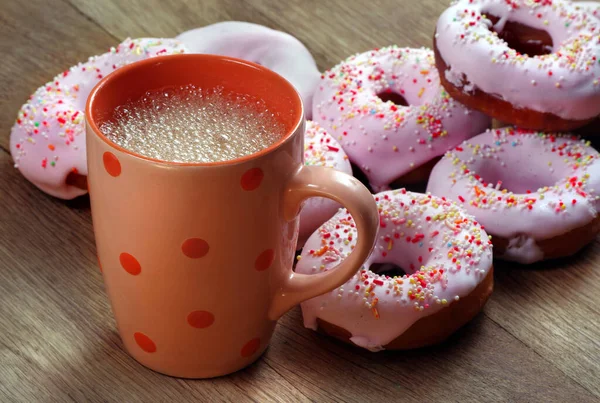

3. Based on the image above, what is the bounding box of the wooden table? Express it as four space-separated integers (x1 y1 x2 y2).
1 0 599 401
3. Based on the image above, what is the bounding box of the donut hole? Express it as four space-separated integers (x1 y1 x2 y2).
470 158 559 194
487 15 553 57
376 91 409 107
370 262 408 278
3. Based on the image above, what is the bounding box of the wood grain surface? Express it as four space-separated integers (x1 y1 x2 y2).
1 0 599 401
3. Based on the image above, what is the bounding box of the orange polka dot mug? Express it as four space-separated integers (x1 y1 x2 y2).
85 54 379 378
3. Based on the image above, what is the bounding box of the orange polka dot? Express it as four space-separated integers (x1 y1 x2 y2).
241 338 261 358
119 252 141 275
103 152 121 177
134 332 156 353
255 249 275 271
182 238 209 259
240 167 264 191
187 310 215 329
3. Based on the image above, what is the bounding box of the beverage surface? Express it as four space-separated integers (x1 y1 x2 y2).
100 84 285 163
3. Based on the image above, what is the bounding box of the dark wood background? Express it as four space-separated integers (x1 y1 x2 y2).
1 0 599 401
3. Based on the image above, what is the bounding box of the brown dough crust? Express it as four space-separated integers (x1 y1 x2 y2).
433 36 596 132
66 172 88 191
492 215 600 261
316 267 494 350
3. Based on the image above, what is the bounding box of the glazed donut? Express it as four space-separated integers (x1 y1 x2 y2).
298 121 352 247
434 0 600 131
10 38 187 199
312 46 491 192
176 22 320 118
296 189 493 351
427 128 600 264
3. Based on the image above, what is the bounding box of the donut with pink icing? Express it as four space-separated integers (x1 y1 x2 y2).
427 128 600 264
434 0 600 131
10 38 187 199
312 46 491 192
176 22 320 118
296 189 493 351
298 121 352 247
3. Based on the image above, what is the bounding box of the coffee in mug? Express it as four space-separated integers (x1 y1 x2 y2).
99 85 284 163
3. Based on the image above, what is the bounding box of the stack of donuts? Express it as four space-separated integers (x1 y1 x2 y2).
9 0 599 352
296 0 599 351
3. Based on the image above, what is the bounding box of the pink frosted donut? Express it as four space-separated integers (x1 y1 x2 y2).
434 0 600 131
296 189 493 351
312 46 491 192
427 128 600 264
298 121 352 247
10 38 187 199
176 22 320 118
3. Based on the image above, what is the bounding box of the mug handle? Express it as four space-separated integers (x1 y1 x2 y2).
268 165 379 320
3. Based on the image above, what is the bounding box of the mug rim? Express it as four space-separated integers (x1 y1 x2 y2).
85 53 305 167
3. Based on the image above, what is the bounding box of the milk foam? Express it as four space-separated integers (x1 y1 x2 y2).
100 85 285 163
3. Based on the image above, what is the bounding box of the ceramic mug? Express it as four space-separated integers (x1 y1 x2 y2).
85 54 378 378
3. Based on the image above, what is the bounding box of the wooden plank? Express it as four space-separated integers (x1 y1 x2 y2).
67 0 256 39
272 307 596 402
242 0 448 71
0 0 119 152
486 254 600 397
2 0 600 401
67 0 447 72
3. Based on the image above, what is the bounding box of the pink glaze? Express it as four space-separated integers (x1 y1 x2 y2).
298 121 352 247
176 22 320 118
10 38 187 199
296 189 493 351
435 0 600 121
312 46 491 192
426 128 600 263
576 1 600 19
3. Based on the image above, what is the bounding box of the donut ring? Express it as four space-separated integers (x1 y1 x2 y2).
298 121 352 247
312 46 491 192
296 189 494 351
176 22 320 118
427 127 600 264
434 0 600 131
10 38 187 199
